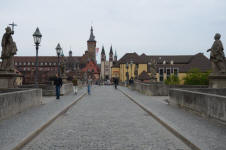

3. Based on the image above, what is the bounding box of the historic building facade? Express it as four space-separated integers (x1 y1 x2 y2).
112 52 211 84
14 27 100 84
100 45 117 80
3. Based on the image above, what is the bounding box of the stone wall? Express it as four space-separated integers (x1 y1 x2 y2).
20 83 74 96
130 81 208 96
169 88 226 122
61 83 73 95
0 89 42 120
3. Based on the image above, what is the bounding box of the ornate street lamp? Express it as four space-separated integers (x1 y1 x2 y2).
33 27 42 87
56 43 62 76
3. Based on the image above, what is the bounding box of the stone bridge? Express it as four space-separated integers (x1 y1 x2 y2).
0 86 225 150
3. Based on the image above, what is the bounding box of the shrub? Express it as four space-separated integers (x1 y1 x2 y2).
164 75 180 85
183 68 210 85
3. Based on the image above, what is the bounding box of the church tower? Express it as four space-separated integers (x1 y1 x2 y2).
109 45 113 80
101 46 106 61
87 26 96 62
69 49 72 57
101 46 106 80
114 50 117 62
109 45 113 62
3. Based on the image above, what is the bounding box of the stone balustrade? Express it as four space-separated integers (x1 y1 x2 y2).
0 88 42 120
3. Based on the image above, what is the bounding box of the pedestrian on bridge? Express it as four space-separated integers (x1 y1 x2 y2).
113 77 119 89
87 76 92 95
54 74 62 99
72 76 78 95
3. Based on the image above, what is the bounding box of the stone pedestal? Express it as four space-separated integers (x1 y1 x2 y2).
0 71 21 88
209 74 226 88
61 74 68 83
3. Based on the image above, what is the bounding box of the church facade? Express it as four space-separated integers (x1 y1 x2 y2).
100 45 117 80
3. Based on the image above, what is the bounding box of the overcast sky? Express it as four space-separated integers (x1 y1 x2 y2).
0 0 226 63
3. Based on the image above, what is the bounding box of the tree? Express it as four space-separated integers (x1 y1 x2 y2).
164 75 180 85
183 68 210 85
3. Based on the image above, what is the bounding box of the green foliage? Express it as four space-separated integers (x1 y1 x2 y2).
183 68 210 85
164 75 180 85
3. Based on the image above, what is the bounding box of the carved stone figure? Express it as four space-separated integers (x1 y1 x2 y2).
207 33 226 74
134 64 138 79
149 60 157 82
1 26 17 72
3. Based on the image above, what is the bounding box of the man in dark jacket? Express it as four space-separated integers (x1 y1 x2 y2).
114 78 119 89
54 74 63 99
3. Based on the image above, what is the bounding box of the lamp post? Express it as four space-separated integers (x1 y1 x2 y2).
33 27 42 88
56 43 62 76
60 50 65 76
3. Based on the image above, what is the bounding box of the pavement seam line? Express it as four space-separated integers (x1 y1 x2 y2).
118 88 201 150
11 92 87 150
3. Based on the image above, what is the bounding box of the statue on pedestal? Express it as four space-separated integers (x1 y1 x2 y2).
207 33 226 74
1 26 17 72
134 64 138 80
149 60 157 82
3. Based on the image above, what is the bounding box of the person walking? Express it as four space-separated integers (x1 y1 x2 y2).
72 76 78 95
114 78 119 89
54 74 63 99
87 76 92 95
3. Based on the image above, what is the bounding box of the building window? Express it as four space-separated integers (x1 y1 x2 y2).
163 60 166 65
92 69 94 73
24 62 26 65
28 62 30 65
15 62 17 65
49 63 52 66
173 68 179 77
40 62 43 66
32 62 34 66
159 68 164 82
166 68 171 79
19 62 22 65
24 68 26 71
136 64 139 69
45 62 47 66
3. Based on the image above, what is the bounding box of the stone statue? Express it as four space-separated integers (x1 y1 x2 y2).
149 60 157 82
207 33 226 74
1 26 17 72
134 64 138 79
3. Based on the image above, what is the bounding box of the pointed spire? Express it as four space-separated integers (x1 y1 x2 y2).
88 26 96 42
69 47 72 57
109 45 113 54
114 50 117 57
101 46 105 55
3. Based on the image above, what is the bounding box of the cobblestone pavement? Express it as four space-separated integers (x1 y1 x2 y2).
119 86 226 150
0 88 86 150
22 86 190 150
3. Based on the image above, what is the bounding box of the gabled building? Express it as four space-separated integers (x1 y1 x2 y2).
112 52 211 84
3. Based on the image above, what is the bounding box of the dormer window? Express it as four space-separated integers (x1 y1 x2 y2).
170 60 174 65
